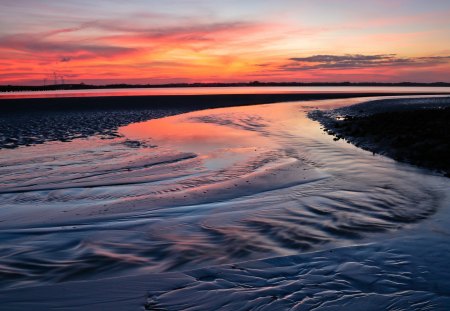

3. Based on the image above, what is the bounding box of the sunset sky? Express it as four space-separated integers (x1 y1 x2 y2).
1 0 450 85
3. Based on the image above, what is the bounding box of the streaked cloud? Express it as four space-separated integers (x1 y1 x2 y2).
0 0 449 84
0 33 136 59
283 54 450 71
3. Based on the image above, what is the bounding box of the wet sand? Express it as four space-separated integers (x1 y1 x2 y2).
0 92 445 149
309 96 450 176
0 95 449 310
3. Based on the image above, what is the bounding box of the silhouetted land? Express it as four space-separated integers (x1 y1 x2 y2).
1 81 450 92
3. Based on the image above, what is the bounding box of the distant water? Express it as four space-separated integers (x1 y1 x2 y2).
0 95 448 290
1 86 450 99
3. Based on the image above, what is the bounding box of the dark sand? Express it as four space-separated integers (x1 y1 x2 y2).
309 96 450 176
0 92 444 149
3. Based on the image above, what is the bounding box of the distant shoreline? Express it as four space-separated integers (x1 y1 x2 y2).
1 82 450 93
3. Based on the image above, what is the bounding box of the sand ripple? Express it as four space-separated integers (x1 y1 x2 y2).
0 98 447 289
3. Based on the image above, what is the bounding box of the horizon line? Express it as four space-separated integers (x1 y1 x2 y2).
2 81 450 89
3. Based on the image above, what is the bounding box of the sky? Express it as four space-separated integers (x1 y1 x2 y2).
1 0 450 85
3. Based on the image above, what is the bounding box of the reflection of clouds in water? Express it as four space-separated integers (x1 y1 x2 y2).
120 113 272 153
0 97 447 289
190 113 269 132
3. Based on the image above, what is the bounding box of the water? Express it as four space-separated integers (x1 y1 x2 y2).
1 86 450 99
0 96 448 291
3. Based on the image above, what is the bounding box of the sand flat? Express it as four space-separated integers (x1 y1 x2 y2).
0 96 449 310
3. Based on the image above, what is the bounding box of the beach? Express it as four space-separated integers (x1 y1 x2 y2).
2 0 450 308
1 91 447 149
0 94 449 310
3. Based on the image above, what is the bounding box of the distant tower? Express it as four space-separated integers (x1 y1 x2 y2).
53 72 57 85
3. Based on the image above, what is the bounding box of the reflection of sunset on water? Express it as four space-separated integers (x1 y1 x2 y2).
1 0 450 309
2 86 450 100
1 97 447 289
120 107 276 153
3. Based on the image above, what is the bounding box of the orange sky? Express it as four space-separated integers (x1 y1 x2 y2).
1 0 450 85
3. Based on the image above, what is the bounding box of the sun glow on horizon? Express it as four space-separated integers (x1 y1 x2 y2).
1 0 450 85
